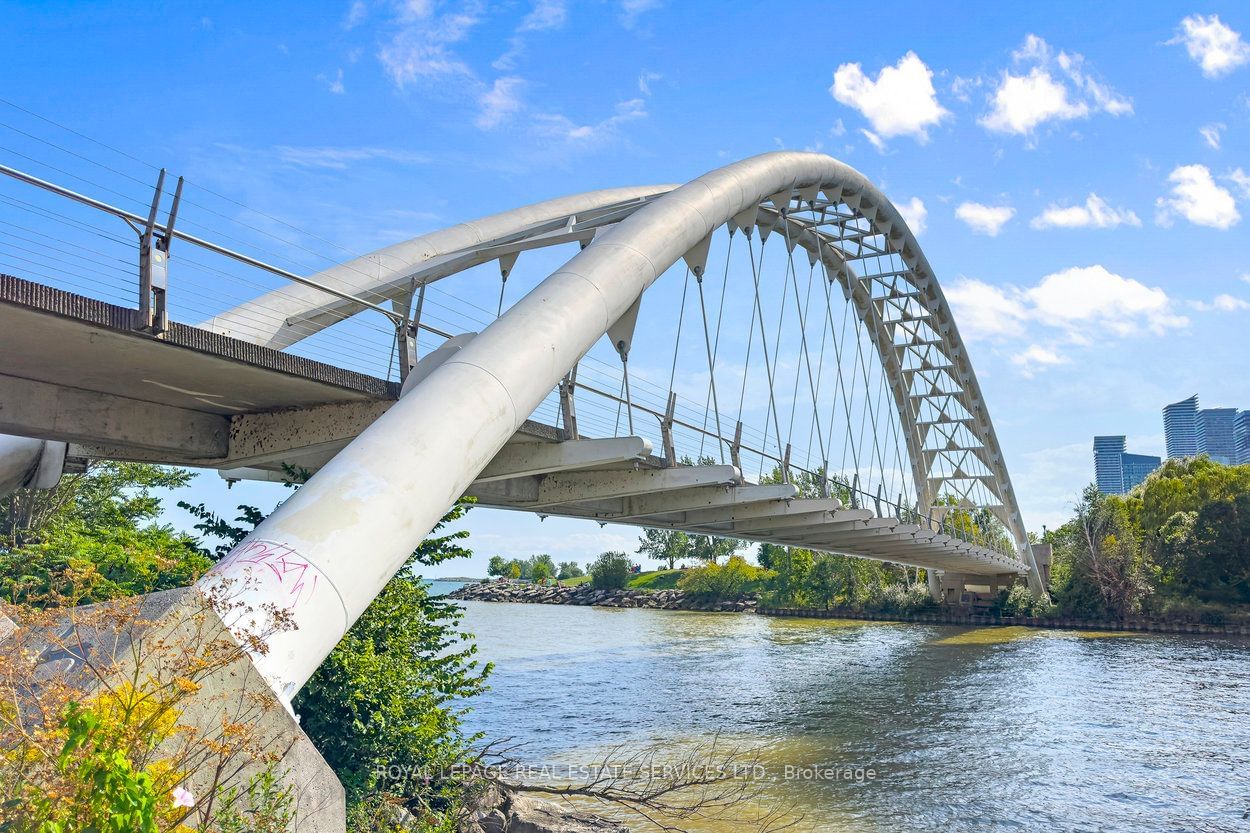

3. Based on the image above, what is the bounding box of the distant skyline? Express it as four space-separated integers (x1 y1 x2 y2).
2 1 1248 575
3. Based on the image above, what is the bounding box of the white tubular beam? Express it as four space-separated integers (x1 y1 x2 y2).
196 150 1035 700
0 436 67 496
199 187 673 350
472 437 651 483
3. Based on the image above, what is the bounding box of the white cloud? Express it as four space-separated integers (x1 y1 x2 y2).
1024 266 1188 336
532 98 647 143
859 128 886 153
318 68 346 94
830 52 950 143
1030 193 1141 230
896 196 927 235
476 76 524 129
980 34 1131 139
946 266 1189 373
343 0 367 29
619 0 661 27
638 70 661 96
1228 167 1250 198
944 277 1029 340
1012 344 1069 376
272 145 431 169
1241 273 1250 285
1155 164 1240 229
519 0 566 32
955 201 1016 236
1200 123 1224 149
493 0 567 70
378 2 483 87
1190 293 1250 312
1169 14 1250 78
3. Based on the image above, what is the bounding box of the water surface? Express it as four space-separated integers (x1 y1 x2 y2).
440 585 1250 832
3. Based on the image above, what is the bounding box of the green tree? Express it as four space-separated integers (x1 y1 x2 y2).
589 551 632 589
556 561 584 580
805 553 846 609
688 534 741 564
487 555 508 577
1050 485 1151 618
637 527 689 569
531 560 552 583
527 553 556 581
507 561 522 580
762 547 812 606
0 462 210 604
677 555 765 601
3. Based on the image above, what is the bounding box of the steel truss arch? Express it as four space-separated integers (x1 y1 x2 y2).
202 151 1042 697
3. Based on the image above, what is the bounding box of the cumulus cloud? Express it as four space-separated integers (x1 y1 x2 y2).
1190 293 1250 312
830 52 950 146
476 76 524 129
980 34 1131 139
1169 14 1250 78
1155 164 1240 229
1012 344 1069 376
1030 193 1141 230
946 266 1189 373
897 197 927 235
955 202 1016 236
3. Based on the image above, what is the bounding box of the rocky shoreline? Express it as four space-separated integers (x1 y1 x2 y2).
448 580 758 612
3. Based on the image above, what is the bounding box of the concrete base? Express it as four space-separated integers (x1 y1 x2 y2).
928 571 1023 605
3 587 345 832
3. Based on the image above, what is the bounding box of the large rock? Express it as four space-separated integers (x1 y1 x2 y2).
505 793 629 833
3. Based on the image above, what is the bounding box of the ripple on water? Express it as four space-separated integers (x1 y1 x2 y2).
455 601 1250 833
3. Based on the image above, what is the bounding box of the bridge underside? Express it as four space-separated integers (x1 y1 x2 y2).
0 273 1021 577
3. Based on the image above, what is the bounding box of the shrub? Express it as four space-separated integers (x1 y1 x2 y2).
589 551 632 589
677 555 765 601
863 583 934 615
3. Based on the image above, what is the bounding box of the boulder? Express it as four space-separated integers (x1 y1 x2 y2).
505 793 629 833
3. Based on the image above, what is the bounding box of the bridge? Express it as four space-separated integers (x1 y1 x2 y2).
0 151 1044 701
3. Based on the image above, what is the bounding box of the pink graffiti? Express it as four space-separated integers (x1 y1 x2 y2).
222 540 321 608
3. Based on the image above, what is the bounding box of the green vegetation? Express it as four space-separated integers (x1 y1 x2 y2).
487 552 558 583
1 463 210 604
0 464 490 833
589 550 633 589
1046 457 1250 622
557 560 584 580
627 568 683 590
678 555 768 600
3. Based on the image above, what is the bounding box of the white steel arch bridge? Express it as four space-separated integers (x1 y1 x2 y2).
0 151 1042 701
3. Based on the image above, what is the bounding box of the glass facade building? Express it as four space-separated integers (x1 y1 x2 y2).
1122 453 1162 490
1094 435 1127 494
1198 408 1238 465
1164 395 1198 459
1093 435 1160 494
1237 411 1250 466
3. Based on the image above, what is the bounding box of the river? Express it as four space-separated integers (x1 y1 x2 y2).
430 581 1250 832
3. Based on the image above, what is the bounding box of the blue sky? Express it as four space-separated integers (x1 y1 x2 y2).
2 0 1248 575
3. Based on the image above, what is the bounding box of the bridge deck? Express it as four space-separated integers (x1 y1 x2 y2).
0 273 1020 577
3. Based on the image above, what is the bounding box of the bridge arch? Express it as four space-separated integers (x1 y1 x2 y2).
197 151 1040 698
